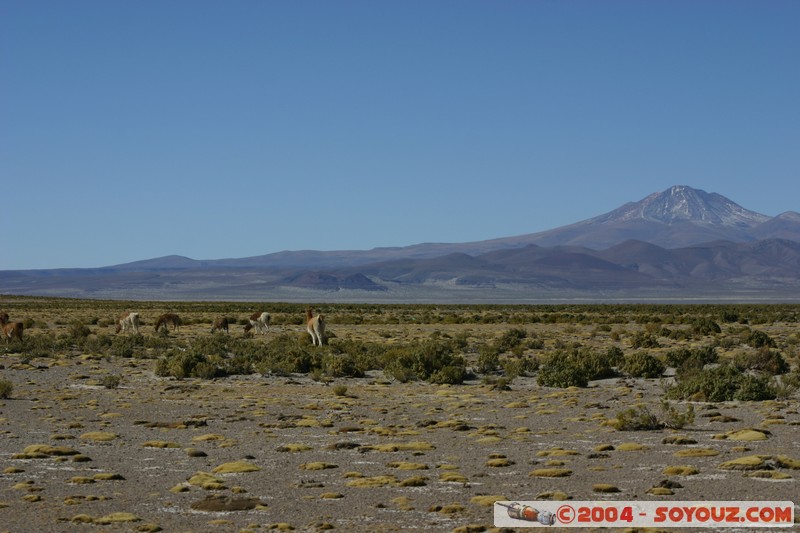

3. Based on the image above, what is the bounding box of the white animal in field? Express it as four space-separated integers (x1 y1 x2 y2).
116 312 140 334
249 311 271 335
306 308 326 346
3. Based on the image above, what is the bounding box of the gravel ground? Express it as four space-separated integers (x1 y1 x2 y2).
1 353 799 533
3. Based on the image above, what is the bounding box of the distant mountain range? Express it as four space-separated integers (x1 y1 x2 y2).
3 185 800 302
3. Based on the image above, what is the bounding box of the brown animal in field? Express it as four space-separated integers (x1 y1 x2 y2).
155 313 181 332
211 317 229 334
0 313 23 343
306 308 326 346
115 312 140 334
248 311 270 335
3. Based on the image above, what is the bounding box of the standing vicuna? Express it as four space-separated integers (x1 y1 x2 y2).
306 308 326 346
0 312 23 343
115 312 140 334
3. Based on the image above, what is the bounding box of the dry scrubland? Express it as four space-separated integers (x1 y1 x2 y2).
1 297 800 532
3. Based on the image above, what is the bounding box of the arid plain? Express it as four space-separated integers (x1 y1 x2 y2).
1 297 799 532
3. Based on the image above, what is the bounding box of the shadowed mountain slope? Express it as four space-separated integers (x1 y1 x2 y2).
2 186 800 301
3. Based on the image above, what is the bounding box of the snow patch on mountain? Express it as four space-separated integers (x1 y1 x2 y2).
601 185 770 227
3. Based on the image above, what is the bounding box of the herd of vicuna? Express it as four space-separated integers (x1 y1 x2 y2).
1 308 327 346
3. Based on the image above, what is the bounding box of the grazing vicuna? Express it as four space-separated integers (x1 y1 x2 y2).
0 313 23 343
116 312 140 334
306 308 326 346
2 322 23 343
249 311 271 335
155 313 181 332
211 317 229 334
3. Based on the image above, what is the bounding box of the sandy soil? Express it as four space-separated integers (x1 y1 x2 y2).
1 343 799 533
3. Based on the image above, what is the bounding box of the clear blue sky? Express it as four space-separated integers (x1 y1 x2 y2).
2 0 798 270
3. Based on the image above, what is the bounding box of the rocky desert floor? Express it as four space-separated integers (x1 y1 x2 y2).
1 301 799 532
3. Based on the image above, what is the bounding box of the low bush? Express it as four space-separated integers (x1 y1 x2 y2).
101 374 122 389
621 352 665 378
536 352 589 388
630 331 660 349
612 402 694 431
323 353 365 378
691 317 721 336
665 363 776 402
495 328 527 353
501 355 538 379
588 346 624 379
67 320 92 339
733 347 789 375
666 345 717 372
382 339 466 384
745 330 776 349
612 405 662 430
0 378 12 399
476 345 500 374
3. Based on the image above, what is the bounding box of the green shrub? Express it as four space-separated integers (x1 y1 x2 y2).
323 353 365 378
155 351 218 379
68 320 92 339
328 339 386 371
100 374 122 389
665 363 776 402
621 352 665 378
430 363 466 385
774 372 800 400
382 339 465 384
691 317 721 336
661 401 695 429
734 374 777 401
536 353 588 388
501 356 538 379
612 405 662 430
111 334 146 358
579 347 621 380
666 346 717 371
496 328 527 353
0 378 12 399
630 331 660 349
733 347 789 375
612 402 694 431
746 330 776 348
476 345 500 374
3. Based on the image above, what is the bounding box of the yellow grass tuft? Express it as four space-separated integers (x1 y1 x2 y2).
529 468 572 478
439 472 469 483
79 432 118 442
212 461 261 474
662 465 700 476
276 443 313 453
299 462 338 471
346 475 398 488
386 461 428 470
674 448 720 457
142 441 181 449
718 455 770 471
616 442 647 451
364 441 434 452
470 495 506 507
714 429 769 441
